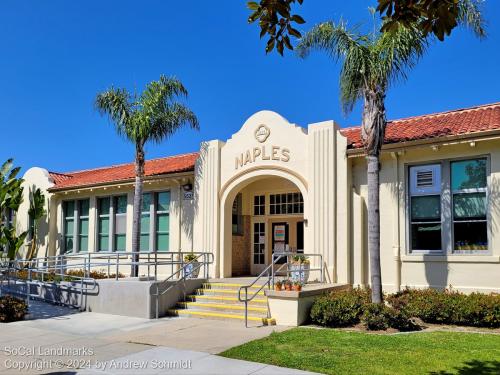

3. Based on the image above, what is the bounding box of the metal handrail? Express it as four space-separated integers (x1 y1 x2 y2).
24 251 211 281
152 252 214 319
238 252 324 327
1 259 98 311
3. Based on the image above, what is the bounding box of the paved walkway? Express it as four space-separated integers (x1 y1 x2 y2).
0 300 319 375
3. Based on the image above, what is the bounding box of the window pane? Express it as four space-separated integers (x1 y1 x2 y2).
79 199 89 216
98 197 110 215
156 233 169 252
411 196 440 221
99 235 109 251
157 192 170 212
115 196 127 214
411 223 441 251
115 234 126 252
140 214 150 233
453 192 486 219
140 234 150 251
64 201 74 217
99 217 109 234
79 218 89 235
451 159 487 190
115 214 127 234
156 214 169 232
142 193 151 212
79 236 88 252
64 219 74 235
65 237 74 253
454 222 487 250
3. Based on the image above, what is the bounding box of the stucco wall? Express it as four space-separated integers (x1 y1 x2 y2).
351 138 500 293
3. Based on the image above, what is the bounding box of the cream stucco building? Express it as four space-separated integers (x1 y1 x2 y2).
13 102 500 293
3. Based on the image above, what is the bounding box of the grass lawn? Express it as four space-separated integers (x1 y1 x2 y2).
220 328 500 375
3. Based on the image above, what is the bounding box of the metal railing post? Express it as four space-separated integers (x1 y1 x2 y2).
244 288 248 328
154 252 158 281
116 253 119 280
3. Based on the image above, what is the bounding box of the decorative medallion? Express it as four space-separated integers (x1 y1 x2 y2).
254 124 271 143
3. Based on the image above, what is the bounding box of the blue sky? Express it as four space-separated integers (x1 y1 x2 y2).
1 1 499 174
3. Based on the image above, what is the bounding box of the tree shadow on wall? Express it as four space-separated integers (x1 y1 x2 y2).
429 360 500 375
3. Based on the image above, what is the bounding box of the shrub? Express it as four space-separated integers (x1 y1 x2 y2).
310 288 370 327
0 296 28 322
362 303 390 330
387 288 500 328
387 309 421 332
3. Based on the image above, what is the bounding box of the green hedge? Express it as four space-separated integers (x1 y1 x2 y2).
387 288 500 328
0 296 27 322
310 287 500 330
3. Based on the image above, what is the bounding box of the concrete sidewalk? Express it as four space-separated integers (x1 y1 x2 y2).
0 300 319 374
78 347 318 375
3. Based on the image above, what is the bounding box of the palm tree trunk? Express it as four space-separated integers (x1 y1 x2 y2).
361 89 386 304
131 143 145 277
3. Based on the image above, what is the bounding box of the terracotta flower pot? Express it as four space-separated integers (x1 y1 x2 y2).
275 285 282 291
293 284 302 292
284 284 292 291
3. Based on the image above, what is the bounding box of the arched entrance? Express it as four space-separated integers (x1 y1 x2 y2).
219 167 308 278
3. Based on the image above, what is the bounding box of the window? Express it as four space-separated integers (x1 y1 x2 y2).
232 193 243 235
140 191 171 252
270 192 303 215
97 197 110 251
254 195 265 216
155 192 170 252
408 158 489 254
97 195 127 252
78 200 89 252
62 199 89 253
409 165 442 252
451 158 488 252
140 193 152 251
114 196 127 252
253 222 265 264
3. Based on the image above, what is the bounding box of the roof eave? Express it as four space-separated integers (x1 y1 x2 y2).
346 129 500 157
48 169 195 193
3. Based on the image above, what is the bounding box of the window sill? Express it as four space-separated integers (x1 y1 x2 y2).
401 255 500 263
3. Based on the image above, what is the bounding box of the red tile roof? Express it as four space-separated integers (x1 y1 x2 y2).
48 152 198 191
340 102 500 150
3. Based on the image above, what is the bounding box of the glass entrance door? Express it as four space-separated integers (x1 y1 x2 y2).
251 222 266 275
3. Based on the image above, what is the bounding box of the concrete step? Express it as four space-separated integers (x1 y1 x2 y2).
202 282 267 290
167 309 275 324
194 288 265 296
185 294 268 305
176 301 268 314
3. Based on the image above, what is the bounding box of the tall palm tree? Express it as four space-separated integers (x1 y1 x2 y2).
297 22 427 303
296 6 484 303
95 75 199 277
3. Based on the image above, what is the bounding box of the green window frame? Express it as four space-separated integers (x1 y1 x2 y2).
97 195 127 252
140 191 170 252
62 199 89 253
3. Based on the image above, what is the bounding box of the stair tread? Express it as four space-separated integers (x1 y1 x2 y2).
187 295 267 303
177 302 267 312
196 288 265 295
203 283 267 289
168 309 269 321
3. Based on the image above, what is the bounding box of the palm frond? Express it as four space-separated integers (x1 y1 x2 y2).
373 25 428 89
94 87 132 138
458 0 486 39
297 21 371 114
149 103 199 144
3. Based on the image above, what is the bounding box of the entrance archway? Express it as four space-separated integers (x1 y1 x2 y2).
219 167 308 278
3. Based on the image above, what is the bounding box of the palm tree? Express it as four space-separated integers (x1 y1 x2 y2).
296 7 484 303
95 75 199 277
297 22 427 303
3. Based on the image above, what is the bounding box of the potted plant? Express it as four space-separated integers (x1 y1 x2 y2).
275 280 283 291
183 253 200 279
284 279 292 291
290 255 310 284
292 281 303 292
